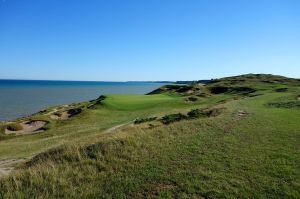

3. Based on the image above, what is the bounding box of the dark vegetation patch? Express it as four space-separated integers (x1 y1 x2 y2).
147 88 165 95
196 93 211 97
187 109 208 118
88 95 107 109
5 123 23 131
248 93 263 97
209 86 229 94
67 108 82 117
267 101 300 109
209 86 256 95
161 108 224 124
230 87 256 95
274 88 288 92
147 85 195 95
134 117 157 124
186 96 198 102
160 113 187 124
176 86 193 93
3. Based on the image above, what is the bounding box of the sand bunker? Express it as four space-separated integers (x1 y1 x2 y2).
297 96 300 101
237 110 248 117
50 108 82 120
5 121 47 135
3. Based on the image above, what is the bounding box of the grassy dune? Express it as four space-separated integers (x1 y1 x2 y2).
0 74 299 198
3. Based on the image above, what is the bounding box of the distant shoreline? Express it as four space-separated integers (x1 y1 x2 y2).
0 81 167 122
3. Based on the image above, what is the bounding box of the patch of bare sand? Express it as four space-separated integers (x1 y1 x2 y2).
237 110 248 117
5 121 47 135
50 108 82 120
50 112 69 120
0 158 26 178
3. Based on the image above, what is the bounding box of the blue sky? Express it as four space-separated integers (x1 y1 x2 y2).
0 0 299 81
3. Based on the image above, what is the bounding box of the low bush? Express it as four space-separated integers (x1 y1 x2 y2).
229 87 256 95
67 108 82 116
134 117 157 124
209 86 256 95
160 108 224 125
177 86 193 93
160 113 187 124
267 101 300 109
186 96 198 102
187 108 224 119
210 86 229 94
5 123 23 131
187 109 207 118
274 88 288 92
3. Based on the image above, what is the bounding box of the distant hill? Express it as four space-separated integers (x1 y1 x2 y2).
148 74 300 96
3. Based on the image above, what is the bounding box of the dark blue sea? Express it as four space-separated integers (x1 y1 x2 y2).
0 80 165 121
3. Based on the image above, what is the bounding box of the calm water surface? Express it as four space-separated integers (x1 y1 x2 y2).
0 80 165 121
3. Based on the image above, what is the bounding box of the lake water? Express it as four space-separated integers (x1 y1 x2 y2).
0 80 165 121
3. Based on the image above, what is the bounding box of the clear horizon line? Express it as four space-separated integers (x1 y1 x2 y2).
0 78 186 83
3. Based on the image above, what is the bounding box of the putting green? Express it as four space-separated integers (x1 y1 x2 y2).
103 94 181 110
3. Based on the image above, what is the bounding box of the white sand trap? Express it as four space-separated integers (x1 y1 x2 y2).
297 96 300 101
50 108 82 120
50 112 70 120
5 121 47 135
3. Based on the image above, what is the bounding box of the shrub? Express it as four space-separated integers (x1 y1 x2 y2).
5 123 23 131
177 86 193 93
230 87 256 95
186 97 198 102
160 108 224 125
187 109 207 118
210 86 229 94
267 101 300 109
67 108 82 116
274 88 288 92
134 117 157 124
160 113 187 124
187 108 224 119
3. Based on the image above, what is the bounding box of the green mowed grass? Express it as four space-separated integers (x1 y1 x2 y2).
0 92 299 198
103 94 181 110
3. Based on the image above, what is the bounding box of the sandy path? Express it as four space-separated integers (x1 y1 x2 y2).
0 158 27 178
103 121 132 134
